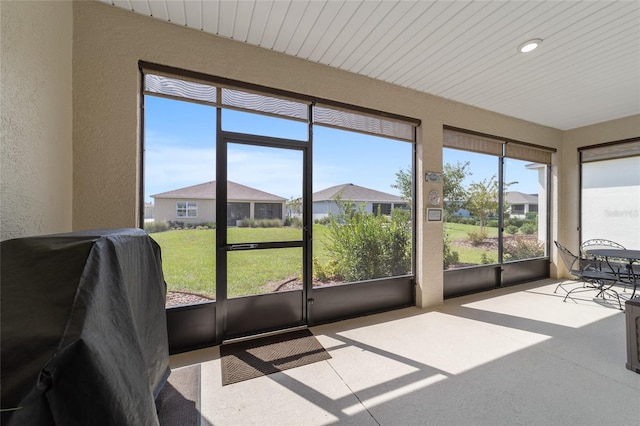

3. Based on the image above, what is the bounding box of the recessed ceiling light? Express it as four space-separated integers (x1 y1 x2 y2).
518 38 543 53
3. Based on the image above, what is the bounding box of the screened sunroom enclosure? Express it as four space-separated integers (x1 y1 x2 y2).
442 127 555 298
141 62 418 352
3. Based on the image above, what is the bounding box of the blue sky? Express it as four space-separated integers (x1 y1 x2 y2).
144 95 539 203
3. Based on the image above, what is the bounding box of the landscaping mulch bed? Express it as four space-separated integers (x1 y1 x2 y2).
166 291 213 307
166 279 339 307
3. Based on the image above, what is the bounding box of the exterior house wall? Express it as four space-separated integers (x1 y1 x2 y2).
153 198 285 225
1 1 73 241
154 198 216 224
313 201 408 221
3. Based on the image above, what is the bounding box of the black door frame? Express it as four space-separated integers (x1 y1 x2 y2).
215 126 311 341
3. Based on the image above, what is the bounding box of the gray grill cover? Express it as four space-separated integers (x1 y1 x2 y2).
1 229 169 425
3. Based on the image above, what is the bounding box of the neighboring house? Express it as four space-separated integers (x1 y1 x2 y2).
505 191 539 218
313 183 407 221
151 181 287 226
448 191 539 219
144 202 154 220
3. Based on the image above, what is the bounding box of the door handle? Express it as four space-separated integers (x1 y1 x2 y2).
228 243 259 251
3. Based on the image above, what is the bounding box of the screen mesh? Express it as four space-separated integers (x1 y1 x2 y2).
142 68 417 141
314 104 414 142
221 88 308 121
505 142 552 164
580 140 640 163
144 74 217 104
443 129 504 156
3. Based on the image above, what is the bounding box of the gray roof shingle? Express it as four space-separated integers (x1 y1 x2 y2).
505 191 538 204
151 181 286 201
313 183 405 203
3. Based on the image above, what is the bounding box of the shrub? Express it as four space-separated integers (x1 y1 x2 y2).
506 225 519 235
144 221 170 233
289 217 303 228
525 212 538 221
324 205 411 282
486 219 499 228
314 217 331 225
507 217 524 227
466 229 488 246
481 253 495 264
313 257 342 282
443 232 460 269
168 221 185 229
503 238 545 261
520 223 537 235
239 218 281 228
239 217 254 228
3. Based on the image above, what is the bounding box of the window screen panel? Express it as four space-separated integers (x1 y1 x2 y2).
580 139 640 163
505 142 553 164
144 74 217 104
314 104 414 142
443 129 504 156
221 88 308 122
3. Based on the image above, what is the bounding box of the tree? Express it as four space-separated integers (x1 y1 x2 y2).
442 161 471 220
466 175 499 230
391 167 412 202
287 196 302 217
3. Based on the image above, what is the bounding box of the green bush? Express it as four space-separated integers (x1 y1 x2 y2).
314 217 331 225
443 231 460 269
289 217 303 228
144 221 170 233
239 218 281 228
507 217 524 227
481 253 495 264
321 205 411 282
506 225 519 235
525 212 538 220
486 219 499 228
503 238 545 261
520 223 537 235
467 229 488 246
313 257 342 281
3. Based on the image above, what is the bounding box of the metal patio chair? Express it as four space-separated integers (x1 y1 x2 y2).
580 239 629 290
554 240 623 310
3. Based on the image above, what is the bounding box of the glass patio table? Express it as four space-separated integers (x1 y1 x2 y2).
586 249 640 299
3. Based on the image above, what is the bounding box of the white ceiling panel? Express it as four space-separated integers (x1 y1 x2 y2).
164 0 186 26
146 1 168 21
99 0 640 130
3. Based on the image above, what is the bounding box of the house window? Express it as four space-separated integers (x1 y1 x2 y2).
443 129 553 271
227 202 250 225
512 204 525 215
177 201 197 218
255 203 282 220
373 203 392 215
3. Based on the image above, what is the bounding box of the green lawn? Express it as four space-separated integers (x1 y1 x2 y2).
444 222 499 266
151 222 500 298
151 225 332 298
444 222 499 240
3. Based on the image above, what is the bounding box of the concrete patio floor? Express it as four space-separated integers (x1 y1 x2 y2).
169 278 640 425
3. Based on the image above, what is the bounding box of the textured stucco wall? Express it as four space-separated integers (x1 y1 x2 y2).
73 1 565 307
1 1 73 241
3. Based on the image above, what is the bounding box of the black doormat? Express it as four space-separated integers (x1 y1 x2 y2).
220 329 331 386
156 364 201 426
